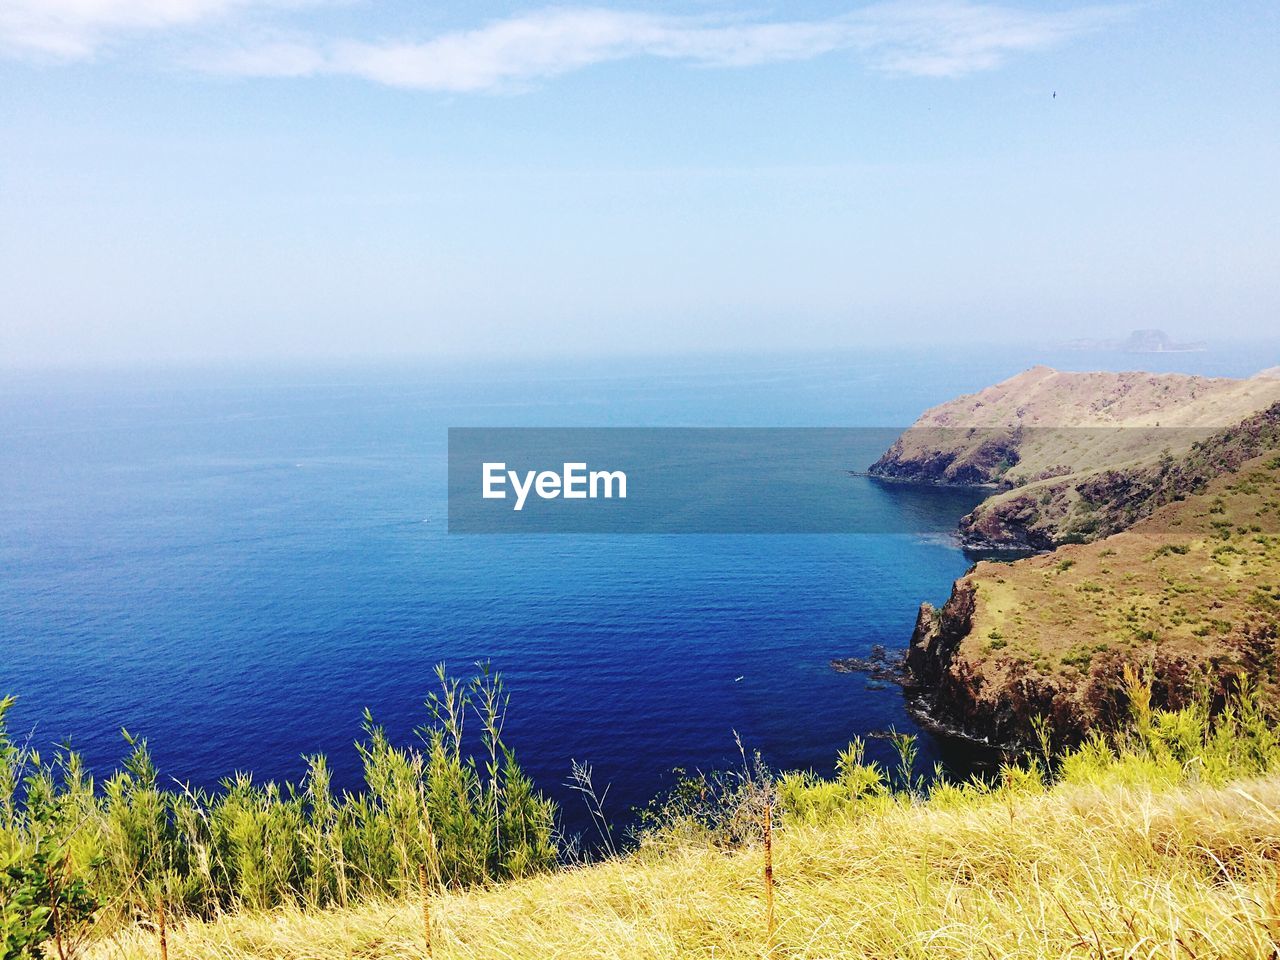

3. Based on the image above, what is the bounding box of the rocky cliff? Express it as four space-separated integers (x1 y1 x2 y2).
959 402 1280 549
871 366 1280 550
903 452 1280 748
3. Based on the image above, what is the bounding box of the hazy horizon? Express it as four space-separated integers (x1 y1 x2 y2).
6 339 1280 384
2 1 1278 367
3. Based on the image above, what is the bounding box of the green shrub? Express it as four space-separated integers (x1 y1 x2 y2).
0 665 556 939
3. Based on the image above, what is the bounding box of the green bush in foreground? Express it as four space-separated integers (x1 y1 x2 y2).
0 664 556 957
636 668 1280 848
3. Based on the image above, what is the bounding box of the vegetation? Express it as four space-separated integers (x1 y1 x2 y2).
911 452 1280 746
4 665 1280 958
873 365 1280 489
871 365 1280 549
0 665 556 959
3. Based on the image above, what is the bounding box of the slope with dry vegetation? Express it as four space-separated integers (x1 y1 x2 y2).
870 365 1280 549
80 682 1280 960
5 663 1280 959
906 451 1280 747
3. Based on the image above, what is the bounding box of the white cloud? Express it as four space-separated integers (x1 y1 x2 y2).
209 3 1129 90
0 0 269 58
1 1 1130 86
854 2 1121 77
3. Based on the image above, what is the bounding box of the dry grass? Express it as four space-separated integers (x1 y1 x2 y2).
881 365 1280 485
936 454 1280 733
89 773 1280 960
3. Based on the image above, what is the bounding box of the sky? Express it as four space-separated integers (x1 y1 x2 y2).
1 1 1278 366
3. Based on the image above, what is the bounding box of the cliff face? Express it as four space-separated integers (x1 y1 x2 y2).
904 583 996 738
903 453 1280 748
905 581 1085 746
957 403 1280 549
869 430 1022 487
870 366 1280 550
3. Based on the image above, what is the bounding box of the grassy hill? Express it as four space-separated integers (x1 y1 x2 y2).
906 451 1280 747
9 649 1280 959
0 659 1265 960
89 734 1280 959
870 365 1280 549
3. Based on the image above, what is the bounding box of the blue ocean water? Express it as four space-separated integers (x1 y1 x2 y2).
1 345 1275 836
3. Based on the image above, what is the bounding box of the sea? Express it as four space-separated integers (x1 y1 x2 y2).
2 343 1275 838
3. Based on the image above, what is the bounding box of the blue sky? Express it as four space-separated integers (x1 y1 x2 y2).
1 1 1277 365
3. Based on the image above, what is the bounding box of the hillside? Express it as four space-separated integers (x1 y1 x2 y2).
88 769 1280 959
906 451 1280 747
870 365 1280 549
13 648 1272 960
58 671 1280 960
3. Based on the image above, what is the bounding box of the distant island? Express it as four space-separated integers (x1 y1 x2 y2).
1061 328 1207 353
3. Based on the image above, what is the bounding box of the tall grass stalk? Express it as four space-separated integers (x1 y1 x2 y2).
761 800 774 957
417 862 431 958
154 895 166 960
